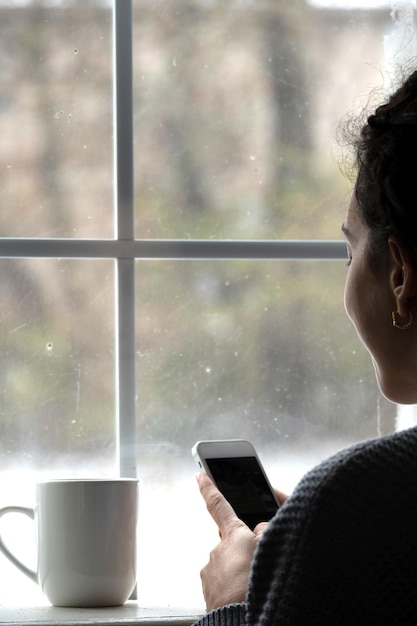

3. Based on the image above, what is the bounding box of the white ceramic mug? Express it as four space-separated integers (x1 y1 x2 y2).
0 478 138 607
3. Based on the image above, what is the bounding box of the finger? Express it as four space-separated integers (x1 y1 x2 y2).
196 473 242 534
273 487 289 505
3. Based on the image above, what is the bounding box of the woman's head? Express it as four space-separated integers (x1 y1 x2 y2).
343 68 417 404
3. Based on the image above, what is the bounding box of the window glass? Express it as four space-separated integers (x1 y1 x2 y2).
0 2 113 238
134 1 397 239
136 260 394 452
0 259 116 474
134 260 395 608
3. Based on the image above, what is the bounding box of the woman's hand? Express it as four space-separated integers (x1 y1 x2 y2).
197 472 272 611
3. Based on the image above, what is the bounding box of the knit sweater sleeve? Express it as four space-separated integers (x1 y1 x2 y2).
192 603 247 626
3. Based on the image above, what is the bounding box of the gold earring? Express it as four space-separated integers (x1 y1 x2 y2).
392 310 414 330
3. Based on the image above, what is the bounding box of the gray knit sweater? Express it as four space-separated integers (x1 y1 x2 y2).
194 427 417 625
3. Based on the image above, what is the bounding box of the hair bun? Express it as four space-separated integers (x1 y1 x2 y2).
367 112 389 129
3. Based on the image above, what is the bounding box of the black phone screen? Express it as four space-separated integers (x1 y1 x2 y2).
205 456 279 530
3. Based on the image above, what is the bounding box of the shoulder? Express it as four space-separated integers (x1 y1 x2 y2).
270 426 417 540
293 425 417 503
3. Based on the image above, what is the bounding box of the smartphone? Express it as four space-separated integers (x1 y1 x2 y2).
192 439 279 530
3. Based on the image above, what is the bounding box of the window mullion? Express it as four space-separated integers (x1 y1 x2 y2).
113 0 137 478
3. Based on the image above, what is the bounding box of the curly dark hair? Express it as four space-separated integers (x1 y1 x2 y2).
353 68 417 266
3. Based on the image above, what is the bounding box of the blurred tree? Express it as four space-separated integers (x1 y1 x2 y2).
0 0 397 472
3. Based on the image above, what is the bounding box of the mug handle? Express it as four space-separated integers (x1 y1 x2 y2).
0 506 37 583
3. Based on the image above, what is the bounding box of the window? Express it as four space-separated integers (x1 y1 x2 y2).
0 0 416 611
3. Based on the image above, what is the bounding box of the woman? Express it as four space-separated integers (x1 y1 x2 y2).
194 68 417 624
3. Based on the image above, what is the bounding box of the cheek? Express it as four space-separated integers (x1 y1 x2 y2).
343 268 357 326
344 262 371 340
344 261 385 357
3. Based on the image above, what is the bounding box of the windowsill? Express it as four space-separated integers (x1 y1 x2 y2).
0 603 202 626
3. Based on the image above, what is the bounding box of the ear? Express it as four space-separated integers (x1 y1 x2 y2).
388 237 417 317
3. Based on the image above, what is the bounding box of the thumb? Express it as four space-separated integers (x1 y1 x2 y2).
197 472 243 536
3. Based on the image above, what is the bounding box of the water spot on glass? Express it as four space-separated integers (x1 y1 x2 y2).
45 342 53 353
73 48 79 55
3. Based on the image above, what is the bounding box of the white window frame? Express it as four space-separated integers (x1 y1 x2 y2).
0 0 347 479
